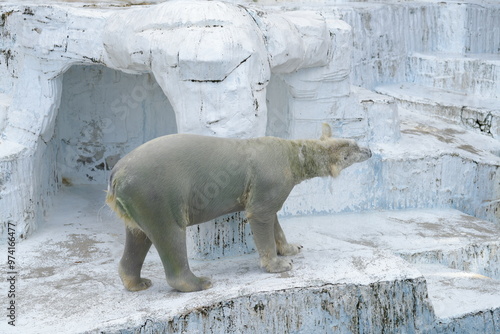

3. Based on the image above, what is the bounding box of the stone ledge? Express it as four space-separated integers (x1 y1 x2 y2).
10 185 500 333
407 52 500 99
418 264 500 322
284 108 500 224
0 140 26 162
375 83 500 139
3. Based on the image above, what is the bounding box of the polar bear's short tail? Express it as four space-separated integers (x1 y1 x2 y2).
106 173 141 231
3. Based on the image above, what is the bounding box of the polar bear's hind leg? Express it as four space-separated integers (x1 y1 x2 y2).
119 227 153 291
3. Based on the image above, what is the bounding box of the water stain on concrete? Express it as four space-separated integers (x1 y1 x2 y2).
457 144 481 155
401 124 466 145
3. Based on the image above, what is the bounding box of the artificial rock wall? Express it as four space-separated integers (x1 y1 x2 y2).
2 0 497 247
1 1 389 240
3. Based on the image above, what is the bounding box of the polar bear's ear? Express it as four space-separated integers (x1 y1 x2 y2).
320 123 332 140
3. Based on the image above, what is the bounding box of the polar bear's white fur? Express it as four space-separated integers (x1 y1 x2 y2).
107 124 372 292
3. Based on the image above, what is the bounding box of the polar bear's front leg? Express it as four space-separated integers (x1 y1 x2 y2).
249 215 292 273
274 215 303 256
154 224 212 292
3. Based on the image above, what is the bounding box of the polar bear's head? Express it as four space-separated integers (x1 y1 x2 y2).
319 123 372 177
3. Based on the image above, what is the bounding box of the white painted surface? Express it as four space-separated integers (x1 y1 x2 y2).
1 0 498 239
375 83 500 139
0 0 499 331
407 52 500 99
0 185 498 333
417 264 500 320
0 1 349 238
56 65 177 185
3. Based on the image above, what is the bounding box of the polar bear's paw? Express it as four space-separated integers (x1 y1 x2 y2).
122 276 153 292
168 275 212 292
262 257 293 273
278 243 303 256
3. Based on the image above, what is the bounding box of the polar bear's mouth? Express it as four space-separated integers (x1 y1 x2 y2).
330 165 341 178
331 146 372 177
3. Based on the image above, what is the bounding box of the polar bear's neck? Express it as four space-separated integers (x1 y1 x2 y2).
289 140 333 182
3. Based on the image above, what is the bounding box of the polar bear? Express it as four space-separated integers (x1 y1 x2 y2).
106 124 372 292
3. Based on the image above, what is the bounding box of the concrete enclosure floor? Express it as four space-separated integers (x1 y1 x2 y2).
2 183 499 333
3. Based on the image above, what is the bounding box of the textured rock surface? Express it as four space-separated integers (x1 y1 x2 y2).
0 0 499 332
2 186 498 333
375 83 500 139
0 0 348 239
407 52 500 99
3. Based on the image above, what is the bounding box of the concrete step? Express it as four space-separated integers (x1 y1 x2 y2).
407 52 500 99
9 185 500 333
0 93 11 133
183 104 500 261
375 83 500 139
417 264 500 333
282 107 500 226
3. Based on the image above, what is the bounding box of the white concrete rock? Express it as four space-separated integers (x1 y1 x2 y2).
0 0 499 331
2 185 498 333
0 0 350 239
102 1 338 137
376 83 500 139
407 52 500 99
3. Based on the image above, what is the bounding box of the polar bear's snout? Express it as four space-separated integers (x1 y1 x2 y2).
355 146 372 164
360 147 372 161
345 142 372 164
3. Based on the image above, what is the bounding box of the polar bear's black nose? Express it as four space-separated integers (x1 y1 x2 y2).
362 147 372 158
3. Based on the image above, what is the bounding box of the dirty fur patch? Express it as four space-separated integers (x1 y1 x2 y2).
106 180 142 232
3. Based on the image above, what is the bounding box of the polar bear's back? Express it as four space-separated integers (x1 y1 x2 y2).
107 134 256 228
117 134 245 178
